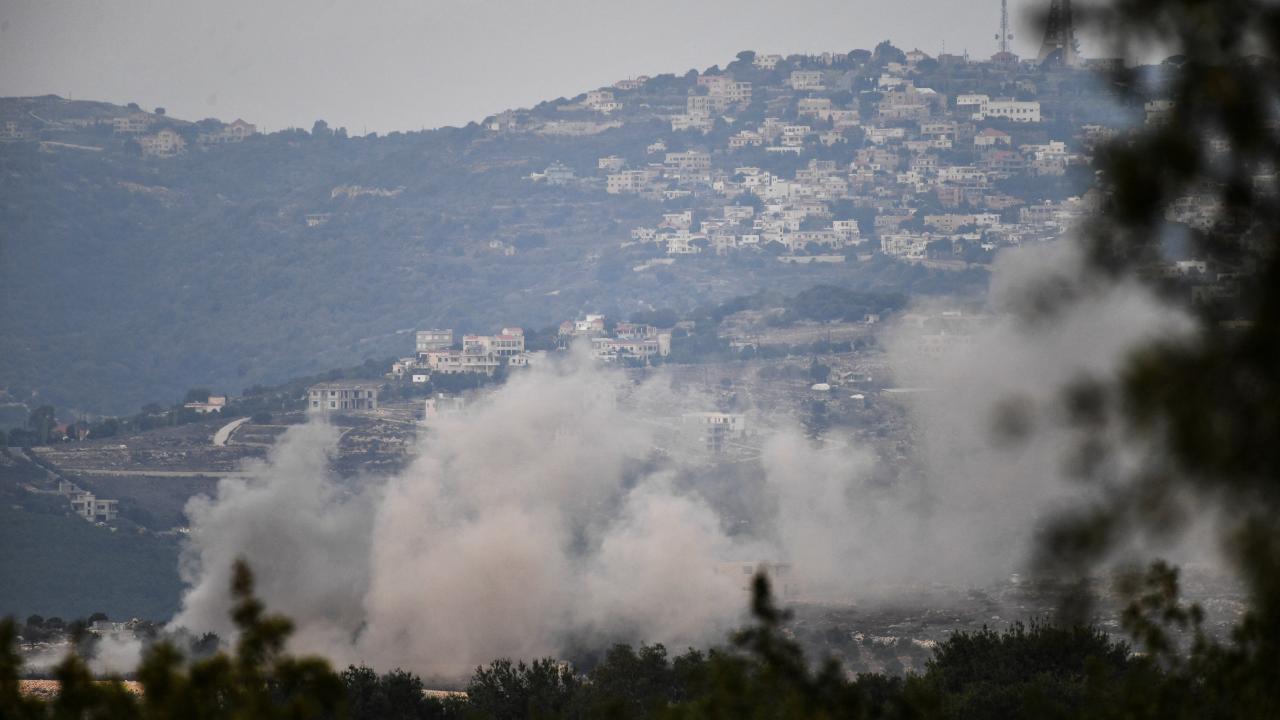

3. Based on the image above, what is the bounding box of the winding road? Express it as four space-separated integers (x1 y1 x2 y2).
212 417 250 447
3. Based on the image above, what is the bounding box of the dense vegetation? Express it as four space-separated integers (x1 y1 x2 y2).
1 567 1267 719
0 504 182 620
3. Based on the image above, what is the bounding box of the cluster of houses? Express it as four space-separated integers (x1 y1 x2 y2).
381 316 677 385
0 105 257 158
556 314 673 362
511 46 1127 267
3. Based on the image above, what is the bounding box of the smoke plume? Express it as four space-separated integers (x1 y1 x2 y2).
170 239 1201 677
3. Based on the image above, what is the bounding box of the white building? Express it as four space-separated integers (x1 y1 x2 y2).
607 169 658 194
422 394 466 424
664 151 712 171
682 412 747 453
980 99 1041 123
416 329 454 354
139 128 186 157
754 54 783 69
307 381 382 416
598 155 626 172
463 328 525 357
789 70 825 91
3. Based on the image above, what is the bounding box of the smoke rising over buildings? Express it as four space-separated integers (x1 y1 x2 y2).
168 240 1197 678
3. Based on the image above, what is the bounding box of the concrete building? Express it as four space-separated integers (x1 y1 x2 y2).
112 115 150 133
789 70 825 91
70 493 118 523
416 329 454 354
139 128 186 157
307 381 382 416
463 328 525 357
598 155 626 172
607 169 659 194
682 412 747 453
422 394 466 424
59 482 118 523
184 395 227 414
664 151 712 171
980 99 1041 122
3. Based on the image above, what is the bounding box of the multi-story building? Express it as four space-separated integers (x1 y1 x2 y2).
139 128 186 157
463 328 525 357
112 115 150 133
307 381 382 416
789 70 825 91
682 412 747 453
416 329 454 354
980 99 1041 122
664 151 712 171
70 492 118 523
598 155 625 172
607 169 659 194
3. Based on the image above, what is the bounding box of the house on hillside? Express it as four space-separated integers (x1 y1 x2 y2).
307 381 382 417
140 128 186 157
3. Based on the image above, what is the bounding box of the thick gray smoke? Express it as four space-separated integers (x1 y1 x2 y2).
170 240 1198 677
172 352 758 676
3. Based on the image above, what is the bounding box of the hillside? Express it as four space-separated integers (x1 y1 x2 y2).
0 47 1119 415
0 503 182 620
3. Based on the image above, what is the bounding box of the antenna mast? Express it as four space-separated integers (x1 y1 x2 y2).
997 0 1013 55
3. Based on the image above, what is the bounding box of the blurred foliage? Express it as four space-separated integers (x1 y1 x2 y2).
1 560 344 719
1022 0 1280 716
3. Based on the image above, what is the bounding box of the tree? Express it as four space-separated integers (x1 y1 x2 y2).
872 40 906 67
184 388 213 404
343 665 456 719
26 405 55 444
0 560 345 719
465 657 578 719
1019 0 1280 715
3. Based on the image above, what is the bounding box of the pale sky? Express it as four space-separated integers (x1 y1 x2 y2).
1 0 1073 134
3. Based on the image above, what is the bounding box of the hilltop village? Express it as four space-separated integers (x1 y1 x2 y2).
3 35 1232 421
501 46 1191 268
0 43 1206 278
0 28 1253 680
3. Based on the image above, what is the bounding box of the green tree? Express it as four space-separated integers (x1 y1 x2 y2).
1020 0 1280 716
25 406 55 444
183 388 212 404
465 657 578 719
0 559 345 719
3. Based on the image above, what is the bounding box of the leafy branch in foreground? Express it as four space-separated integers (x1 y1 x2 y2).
1 558 345 720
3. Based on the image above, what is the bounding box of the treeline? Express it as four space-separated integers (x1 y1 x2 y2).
3 564 1272 719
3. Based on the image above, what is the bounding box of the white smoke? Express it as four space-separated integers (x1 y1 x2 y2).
169 239 1202 677
89 633 144 675
170 422 378 653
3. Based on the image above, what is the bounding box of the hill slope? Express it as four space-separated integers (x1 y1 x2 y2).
0 47 1112 415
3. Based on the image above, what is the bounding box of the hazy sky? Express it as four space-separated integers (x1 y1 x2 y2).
1 0 1065 134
